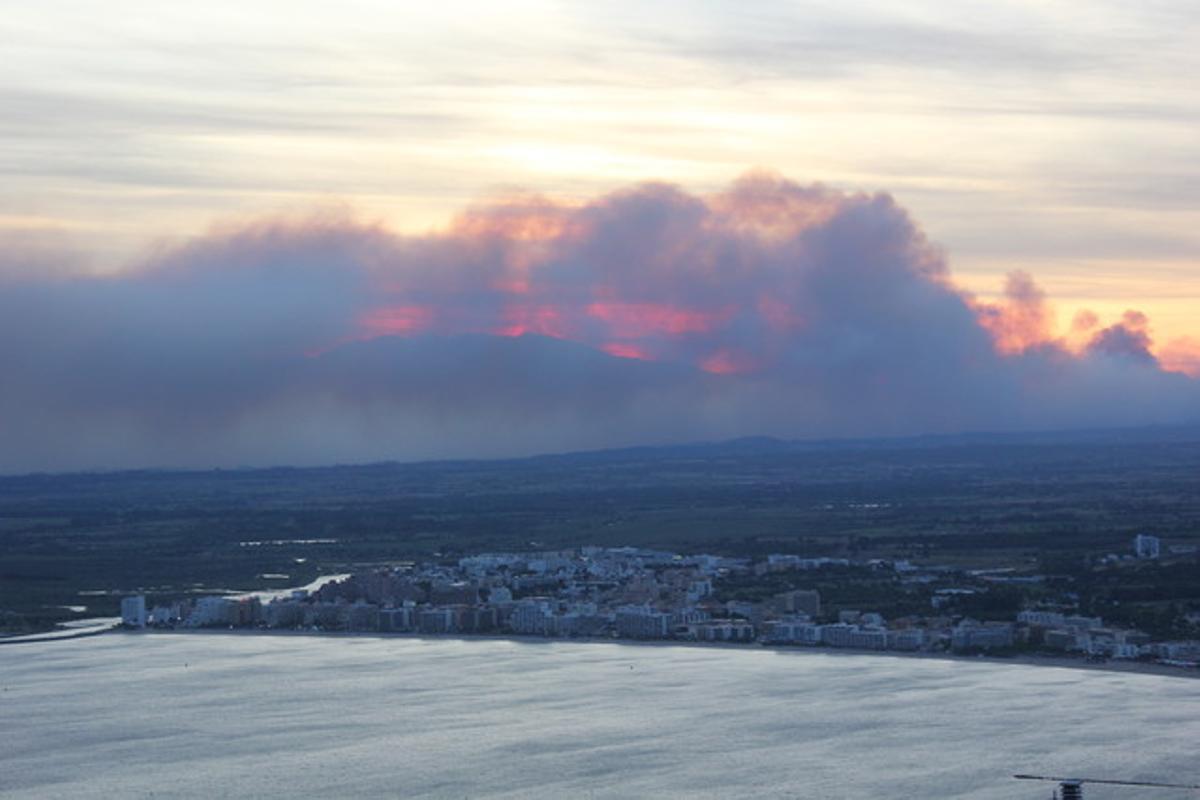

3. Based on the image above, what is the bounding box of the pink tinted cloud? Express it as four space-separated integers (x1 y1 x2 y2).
1 172 1196 471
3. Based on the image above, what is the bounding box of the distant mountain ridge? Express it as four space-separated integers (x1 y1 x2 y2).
5 421 1200 482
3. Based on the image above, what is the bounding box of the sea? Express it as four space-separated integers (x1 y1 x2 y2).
1 633 1197 799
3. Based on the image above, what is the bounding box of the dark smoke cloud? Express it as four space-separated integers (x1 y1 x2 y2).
1087 310 1157 364
0 174 1196 472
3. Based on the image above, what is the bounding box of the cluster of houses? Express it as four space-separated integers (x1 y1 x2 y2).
120 542 1200 668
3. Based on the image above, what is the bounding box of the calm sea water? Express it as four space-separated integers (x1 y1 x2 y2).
1 633 1197 799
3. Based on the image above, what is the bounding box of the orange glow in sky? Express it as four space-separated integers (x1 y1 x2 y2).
0 1 1197 351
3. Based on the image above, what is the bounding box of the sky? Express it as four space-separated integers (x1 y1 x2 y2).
1 1 1198 471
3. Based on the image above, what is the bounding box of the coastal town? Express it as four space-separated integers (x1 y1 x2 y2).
120 534 1200 670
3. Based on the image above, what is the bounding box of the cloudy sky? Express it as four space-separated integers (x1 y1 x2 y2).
1 1 1198 471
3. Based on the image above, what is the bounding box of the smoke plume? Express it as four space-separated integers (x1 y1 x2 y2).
0 173 1196 472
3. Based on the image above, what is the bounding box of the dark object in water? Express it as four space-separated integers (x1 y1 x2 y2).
1014 773 1200 799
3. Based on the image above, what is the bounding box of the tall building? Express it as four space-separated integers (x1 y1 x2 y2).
615 605 672 639
1134 534 1161 559
187 596 233 627
510 598 554 635
120 595 147 628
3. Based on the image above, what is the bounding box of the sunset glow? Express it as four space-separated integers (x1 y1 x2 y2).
0 1 1195 354
0 1 1197 471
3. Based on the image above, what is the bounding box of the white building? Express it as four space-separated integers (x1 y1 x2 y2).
820 624 888 650
510 599 555 635
417 607 456 634
615 605 672 639
120 595 147 627
671 607 709 627
766 555 849 572
693 620 755 642
148 605 178 626
951 621 1014 651
187 596 233 627
762 618 821 644
1135 534 1161 559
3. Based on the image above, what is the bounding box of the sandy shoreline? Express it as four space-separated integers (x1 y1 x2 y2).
116 626 1200 680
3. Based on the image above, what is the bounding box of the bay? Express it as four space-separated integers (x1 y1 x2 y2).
1 633 1197 798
